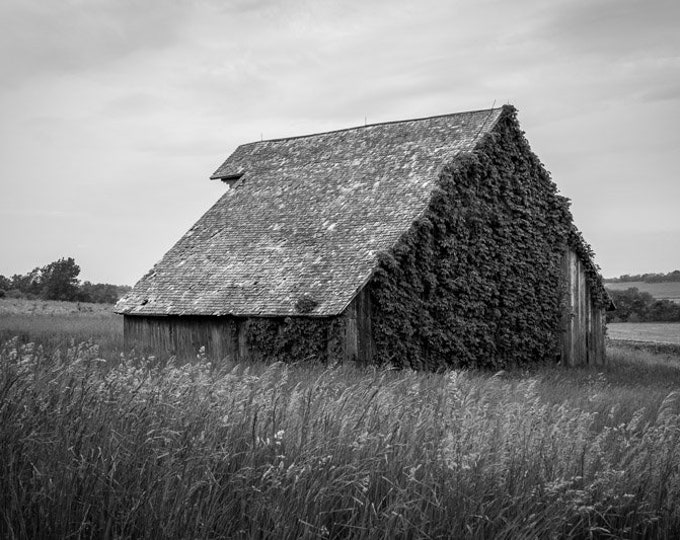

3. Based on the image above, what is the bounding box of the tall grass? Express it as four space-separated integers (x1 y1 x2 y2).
0 310 123 356
2 338 680 538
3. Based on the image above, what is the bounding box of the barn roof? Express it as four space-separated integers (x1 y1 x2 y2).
116 107 504 316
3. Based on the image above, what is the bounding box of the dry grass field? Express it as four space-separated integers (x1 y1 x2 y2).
608 322 680 345
0 298 122 355
2 301 680 538
605 281 680 303
0 297 114 315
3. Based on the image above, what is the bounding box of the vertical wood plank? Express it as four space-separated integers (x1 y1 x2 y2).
238 321 248 362
576 256 585 366
583 263 589 364
344 299 358 363
558 248 605 368
572 252 580 366
559 250 573 366
355 287 375 365
225 319 239 363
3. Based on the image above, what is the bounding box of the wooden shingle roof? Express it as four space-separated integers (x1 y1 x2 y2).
116 107 504 316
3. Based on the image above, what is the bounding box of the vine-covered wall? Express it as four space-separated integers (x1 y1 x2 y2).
243 317 346 364
124 315 348 365
369 107 606 370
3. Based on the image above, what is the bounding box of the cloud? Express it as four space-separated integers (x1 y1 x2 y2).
542 0 680 58
101 92 170 117
0 0 190 87
638 80 680 103
0 0 678 281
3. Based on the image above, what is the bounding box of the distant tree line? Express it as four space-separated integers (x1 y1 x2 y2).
0 257 131 304
606 287 680 323
605 270 680 283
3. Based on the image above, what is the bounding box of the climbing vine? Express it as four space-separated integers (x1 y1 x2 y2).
369 106 608 370
231 107 608 370
244 317 346 364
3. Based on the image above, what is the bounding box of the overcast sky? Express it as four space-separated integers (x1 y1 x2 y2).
1 0 678 285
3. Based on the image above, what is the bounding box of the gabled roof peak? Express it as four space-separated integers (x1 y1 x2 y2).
246 106 504 145
210 106 505 181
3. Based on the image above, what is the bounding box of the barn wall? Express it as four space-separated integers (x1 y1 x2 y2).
124 312 352 365
363 109 610 370
559 249 606 366
124 255 606 368
342 287 375 365
367 110 577 370
124 315 240 363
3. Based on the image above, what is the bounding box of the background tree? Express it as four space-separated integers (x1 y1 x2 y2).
646 299 680 322
11 267 42 298
78 281 124 304
606 270 680 283
606 287 680 323
1 258 130 303
606 288 653 322
40 257 81 301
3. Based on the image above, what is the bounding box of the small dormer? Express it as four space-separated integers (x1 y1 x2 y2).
210 167 245 188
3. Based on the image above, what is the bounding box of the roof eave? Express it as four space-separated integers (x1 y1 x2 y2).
119 310 342 318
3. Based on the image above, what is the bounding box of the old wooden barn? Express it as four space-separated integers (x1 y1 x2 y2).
116 106 611 369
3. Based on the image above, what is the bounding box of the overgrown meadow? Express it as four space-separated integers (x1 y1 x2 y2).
2 306 680 538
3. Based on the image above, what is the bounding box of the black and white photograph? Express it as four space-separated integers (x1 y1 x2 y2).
1 0 679 537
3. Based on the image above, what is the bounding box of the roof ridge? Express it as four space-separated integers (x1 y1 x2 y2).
241 106 506 146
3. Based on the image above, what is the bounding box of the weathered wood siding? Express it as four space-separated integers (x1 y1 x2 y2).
124 295 373 364
124 315 241 363
342 287 375 365
560 249 606 366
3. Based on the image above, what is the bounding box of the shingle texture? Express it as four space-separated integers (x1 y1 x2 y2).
116 108 504 316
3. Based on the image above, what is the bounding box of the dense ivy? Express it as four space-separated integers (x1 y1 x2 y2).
244 317 346 364
236 107 607 370
369 107 606 370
